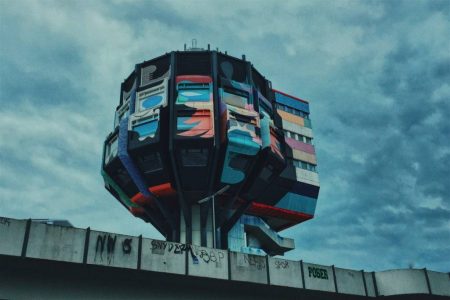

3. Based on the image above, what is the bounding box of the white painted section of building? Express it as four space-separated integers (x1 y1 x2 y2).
268 258 303 288
86 230 138 269
295 168 320 187
140 239 185 275
335 267 366 296
303 262 336 292
0 217 25 257
230 252 268 284
188 245 228 280
282 119 314 138
427 270 450 296
375 269 429 296
26 222 85 263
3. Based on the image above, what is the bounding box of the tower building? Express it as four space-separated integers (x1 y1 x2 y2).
101 46 320 256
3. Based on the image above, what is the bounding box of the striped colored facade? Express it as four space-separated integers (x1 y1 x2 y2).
102 48 320 256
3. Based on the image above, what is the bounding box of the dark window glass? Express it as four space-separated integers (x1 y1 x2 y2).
181 148 209 167
138 152 163 173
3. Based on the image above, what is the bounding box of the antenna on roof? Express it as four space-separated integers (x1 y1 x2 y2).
186 39 204 51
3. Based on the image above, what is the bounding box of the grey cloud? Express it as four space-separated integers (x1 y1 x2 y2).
1 0 449 272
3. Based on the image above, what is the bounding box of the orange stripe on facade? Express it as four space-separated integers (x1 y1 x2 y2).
149 183 176 198
131 193 153 207
248 202 313 223
277 110 305 126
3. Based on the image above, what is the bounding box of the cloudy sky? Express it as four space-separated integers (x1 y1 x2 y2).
1 0 449 272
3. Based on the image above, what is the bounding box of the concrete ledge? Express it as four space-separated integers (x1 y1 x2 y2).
26 222 85 263
230 252 268 284
0 217 26 257
1 217 449 298
268 257 303 288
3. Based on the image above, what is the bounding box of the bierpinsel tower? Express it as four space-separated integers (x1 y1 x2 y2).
101 42 320 256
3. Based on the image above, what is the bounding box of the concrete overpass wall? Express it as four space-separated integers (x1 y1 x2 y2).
0 217 449 299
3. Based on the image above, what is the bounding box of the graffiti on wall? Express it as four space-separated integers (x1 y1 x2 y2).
149 240 226 267
0 217 11 227
308 266 329 280
274 260 289 269
237 254 266 270
94 234 133 264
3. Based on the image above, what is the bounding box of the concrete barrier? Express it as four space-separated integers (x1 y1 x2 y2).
268 257 303 288
364 272 376 297
26 222 85 263
334 267 366 296
230 252 268 284
1 217 449 299
375 269 429 296
86 230 138 269
427 270 450 296
303 262 336 292
188 245 228 280
0 217 26 257
140 239 186 275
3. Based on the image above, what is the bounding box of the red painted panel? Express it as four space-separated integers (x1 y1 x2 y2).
131 192 153 207
176 75 212 84
248 202 313 223
149 183 176 198
285 137 315 155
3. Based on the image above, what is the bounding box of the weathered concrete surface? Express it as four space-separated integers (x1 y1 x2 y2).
364 272 376 297
86 230 138 269
335 267 365 296
1 255 381 300
188 245 228 280
26 222 85 263
0 217 25 257
1 217 449 299
230 252 268 284
140 239 185 275
427 270 450 296
268 257 303 288
303 262 336 292
375 269 429 296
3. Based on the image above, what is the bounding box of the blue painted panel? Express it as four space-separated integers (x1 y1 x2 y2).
177 89 210 103
118 117 151 198
141 95 163 109
275 192 317 215
133 119 158 140
274 91 309 113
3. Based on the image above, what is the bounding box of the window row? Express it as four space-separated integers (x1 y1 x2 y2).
284 130 312 144
290 159 317 172
276 103 309 119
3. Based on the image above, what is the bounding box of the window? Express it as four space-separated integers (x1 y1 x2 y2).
115 101 130 127
105 136 118 164
284 130 313 144
229 153 251 172
291 158 318 173
138 152 163 173
223 90 249 108
277 103 310 119
181 148 209 167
